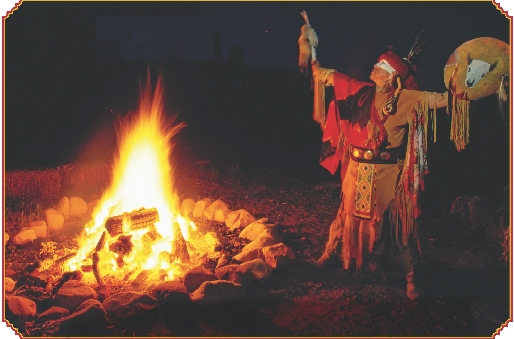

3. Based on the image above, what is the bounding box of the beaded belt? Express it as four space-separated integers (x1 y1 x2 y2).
349 144 405 164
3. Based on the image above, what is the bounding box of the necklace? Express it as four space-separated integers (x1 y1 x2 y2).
364 91 391 151
373 92 393 123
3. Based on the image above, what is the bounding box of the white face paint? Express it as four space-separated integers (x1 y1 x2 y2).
466 59 493 88
375 60 396 75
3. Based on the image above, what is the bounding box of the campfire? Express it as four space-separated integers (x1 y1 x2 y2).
4 71 298 337
64 74 218 287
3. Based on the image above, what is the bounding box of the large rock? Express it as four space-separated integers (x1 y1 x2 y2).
150 281 190 306
69 196 88 218
225 209 256 231
103 291 158 321
190 280 246 304
44 208 65 233
204 199 230 222
215 254 230 270
215 208 231 223
262 243 296 269
214 264 254 286
5 277 16 293
53 280 99 312
237 228 282 256
56 299 108 336
37 306 69 322
233 248 264 263
12 228 36 246
29 220 47 239
5 296 37 330
192 198 212 218
240 258 273 280
56 196 70 220
180 198 196 218
239 219 272 241
183 266 217 292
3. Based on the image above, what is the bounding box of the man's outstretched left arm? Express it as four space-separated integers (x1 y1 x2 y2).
428 91 448 109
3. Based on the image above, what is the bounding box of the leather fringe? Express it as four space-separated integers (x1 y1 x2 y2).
313 79 326 127
389 183 418 246
339 213 380 274
390 94 432 245
449 96 470 151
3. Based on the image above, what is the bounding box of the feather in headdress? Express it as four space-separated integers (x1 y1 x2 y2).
404 29 429 73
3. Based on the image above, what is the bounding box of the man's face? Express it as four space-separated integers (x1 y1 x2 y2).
370 61 392 86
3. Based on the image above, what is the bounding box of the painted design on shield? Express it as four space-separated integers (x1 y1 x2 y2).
444 37 509 100
465 56 496 88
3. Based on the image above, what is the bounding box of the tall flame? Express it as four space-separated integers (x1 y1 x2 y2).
66 73 199 284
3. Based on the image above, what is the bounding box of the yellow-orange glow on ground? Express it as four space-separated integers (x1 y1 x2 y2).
66 74 210 284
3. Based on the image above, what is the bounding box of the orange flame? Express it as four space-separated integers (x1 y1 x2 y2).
66 73 203 284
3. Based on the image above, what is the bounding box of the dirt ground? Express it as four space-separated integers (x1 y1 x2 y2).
3 161 511 337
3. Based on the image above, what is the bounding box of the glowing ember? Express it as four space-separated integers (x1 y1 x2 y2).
66 73 214 284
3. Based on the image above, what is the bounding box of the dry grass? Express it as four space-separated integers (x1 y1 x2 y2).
4 163 112 212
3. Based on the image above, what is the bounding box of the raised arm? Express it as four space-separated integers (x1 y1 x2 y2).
312 60 335 86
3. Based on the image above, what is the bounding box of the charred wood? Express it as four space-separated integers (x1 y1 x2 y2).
131 270 151 288
81 264 93 272
109 235 133 268
13 273 52 299
105 208 159 236
55 252 77 265
171 222 190 263
50 270 83 296
92 252 102 285
96 231 107 251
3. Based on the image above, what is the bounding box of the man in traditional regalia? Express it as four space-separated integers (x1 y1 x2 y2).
299 11 509 300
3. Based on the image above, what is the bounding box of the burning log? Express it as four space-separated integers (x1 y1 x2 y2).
96 231 107 251
123 269 137 281
131 270 151 288
55 253 77 265
105 208 159 236
92 252 102 285
171 222 190 264
80 265 93 272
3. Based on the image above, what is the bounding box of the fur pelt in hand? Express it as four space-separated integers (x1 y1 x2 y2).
298 23 318 73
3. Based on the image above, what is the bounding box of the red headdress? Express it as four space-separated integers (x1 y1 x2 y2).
377 30 429 90
378 50 418 90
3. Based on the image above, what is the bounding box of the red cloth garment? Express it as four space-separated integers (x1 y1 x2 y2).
320 73 373 176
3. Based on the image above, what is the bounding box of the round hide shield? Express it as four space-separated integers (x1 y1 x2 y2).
444 37 509 100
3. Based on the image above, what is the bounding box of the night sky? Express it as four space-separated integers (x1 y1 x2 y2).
2 1 512 193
